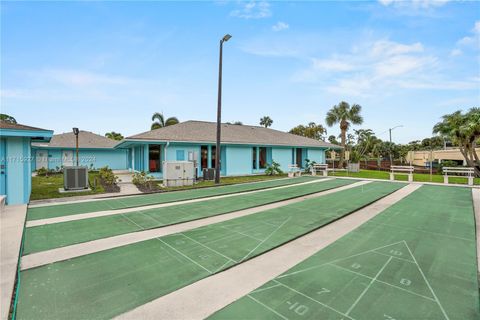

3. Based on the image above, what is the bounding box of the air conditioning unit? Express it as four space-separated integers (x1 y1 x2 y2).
64 166 89 190
202 168 216 181
163 161 195 187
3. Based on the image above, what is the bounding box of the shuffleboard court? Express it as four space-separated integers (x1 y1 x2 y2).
23 179 354 255
209 185 479 320
16 182 404 320
27 176 317 221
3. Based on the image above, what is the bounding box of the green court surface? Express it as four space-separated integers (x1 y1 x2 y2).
210 185 479 320
27 176 317 221
23 178 354 255
16 182 404 320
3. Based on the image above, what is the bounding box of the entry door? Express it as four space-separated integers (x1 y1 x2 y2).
0 139 6 196
36 150 48 170
62 150 74 167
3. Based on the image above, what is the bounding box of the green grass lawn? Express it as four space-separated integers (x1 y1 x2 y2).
159 174 288 191
30 172 106 200
328 169 480 185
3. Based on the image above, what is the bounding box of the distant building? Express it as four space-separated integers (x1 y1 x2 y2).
32 131 129 171
409 148 479 167
115 120 340 178
0 121 53 205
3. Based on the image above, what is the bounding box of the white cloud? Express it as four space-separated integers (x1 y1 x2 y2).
292 38 472 97
455 21 480 49
231 1 271 19
378 0 450 9
312 58 355 72
40 69 130 87
272 22 289 32
370 40 423 57
450 48 462 56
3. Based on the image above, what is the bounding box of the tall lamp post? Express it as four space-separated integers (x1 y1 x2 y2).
73 127 79 166
215 34 232 184
388 125 403 165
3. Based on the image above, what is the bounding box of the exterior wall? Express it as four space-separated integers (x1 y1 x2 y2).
307 148 325 164
32 148 129 171
225 145 252 176
271 147 294 172
1 137 32 205
410 148 478 167
121 142 328 178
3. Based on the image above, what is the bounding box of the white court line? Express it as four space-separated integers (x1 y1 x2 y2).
251 283 282 294
240 217 292 262
155 238 213 274
27 178 333 227
277 241 404 279
273 280 355 320
22 181 366 271
403 241 450 320
247 295 289 320
219 225 264 242
327 262 436 302
213 259 234 274
120 213 146 230
345 256 392 316
179 233 238 263
371 250 415 264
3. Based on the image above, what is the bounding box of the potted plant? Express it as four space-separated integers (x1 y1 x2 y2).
348 149 361 172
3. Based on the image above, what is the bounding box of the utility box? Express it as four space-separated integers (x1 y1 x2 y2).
163 161 195 187
64 166 89 190
202 168 216 181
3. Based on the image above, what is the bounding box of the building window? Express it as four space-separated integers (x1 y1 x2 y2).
259 147 267 169
296 148 303 168
149 145 161 172
201 146 208 169
252 147 257 169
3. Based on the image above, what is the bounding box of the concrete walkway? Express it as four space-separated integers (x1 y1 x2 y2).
27 178 333 227
116 183 420 320
473 188 480 273
1 204 27 320
21 181 369 270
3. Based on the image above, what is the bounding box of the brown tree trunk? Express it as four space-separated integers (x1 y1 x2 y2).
339 127 346 168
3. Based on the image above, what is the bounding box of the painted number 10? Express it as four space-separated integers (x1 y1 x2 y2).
286 301 309 316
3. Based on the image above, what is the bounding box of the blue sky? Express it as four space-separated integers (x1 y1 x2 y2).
1 0 479 143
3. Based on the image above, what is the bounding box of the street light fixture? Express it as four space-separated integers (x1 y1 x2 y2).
388 125 403 165
72 127 79 166
215 34 232 184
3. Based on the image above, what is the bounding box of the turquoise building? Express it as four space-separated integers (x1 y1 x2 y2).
32 130 129 171
0 121 53 205
115 121 339 179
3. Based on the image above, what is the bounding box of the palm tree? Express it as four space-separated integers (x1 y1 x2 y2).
151 112 179 130
433 108 480 176
325 101 363 168
260 116 273 128
105 131 124 141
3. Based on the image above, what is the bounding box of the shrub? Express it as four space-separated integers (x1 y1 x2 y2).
36 167 48 176
132 171 159 192
98 166 120 192
265 161 283 176
304 159 317 173
440 160 459 175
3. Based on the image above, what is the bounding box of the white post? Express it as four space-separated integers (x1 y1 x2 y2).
468 176 473 186
408 174 413 183
443 175 448 184
389 172 394 181
132 147 135 172
323 170 328 177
